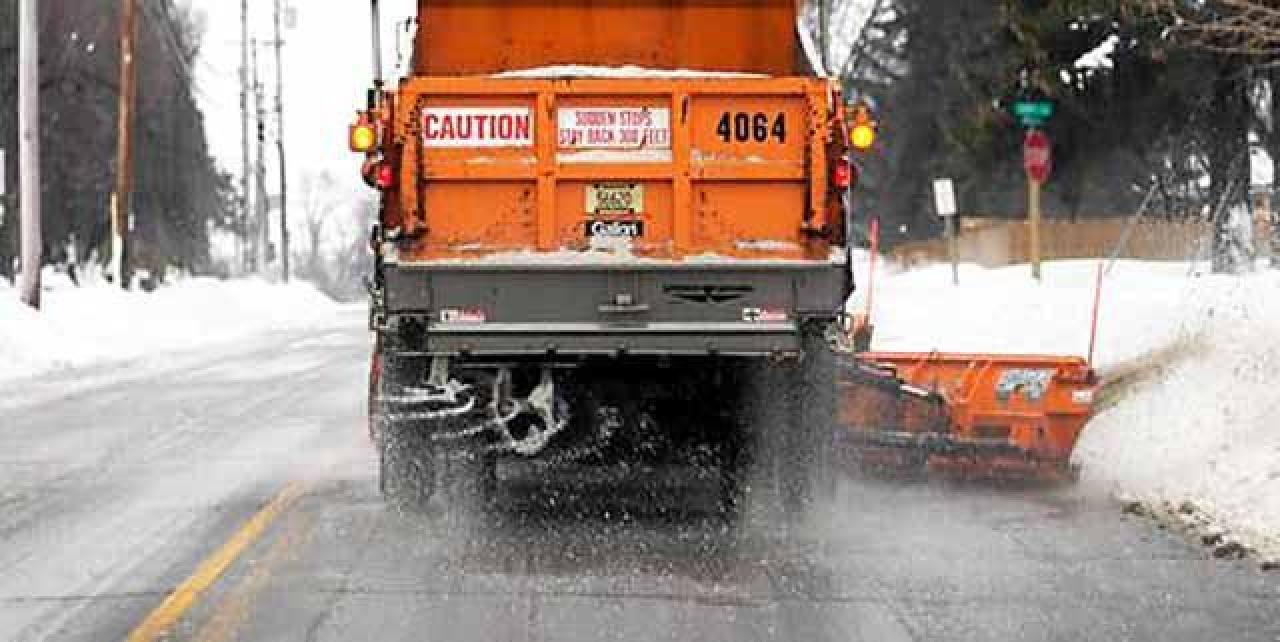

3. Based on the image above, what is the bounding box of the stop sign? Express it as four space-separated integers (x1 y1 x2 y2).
1023 129 1052 183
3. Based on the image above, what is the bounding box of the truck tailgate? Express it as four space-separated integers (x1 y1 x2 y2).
388 77 838 263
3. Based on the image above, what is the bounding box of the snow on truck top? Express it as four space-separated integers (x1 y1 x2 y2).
491 65 771 79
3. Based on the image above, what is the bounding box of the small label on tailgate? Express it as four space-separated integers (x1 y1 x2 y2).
586 220 645 239
587 183 645 215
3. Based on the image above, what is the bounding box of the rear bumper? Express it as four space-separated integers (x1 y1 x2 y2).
381 260 847 357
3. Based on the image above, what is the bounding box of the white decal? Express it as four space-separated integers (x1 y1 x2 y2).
558 107 671 152
996 369 1053 402
422 107 534 148
439 308 488 324
742 308 789 323
586 221 645 238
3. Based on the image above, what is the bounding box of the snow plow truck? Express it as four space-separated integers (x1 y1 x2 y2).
356 0 856 515
355 0 1100 514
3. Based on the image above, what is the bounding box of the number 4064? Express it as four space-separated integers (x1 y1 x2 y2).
716 112 787 144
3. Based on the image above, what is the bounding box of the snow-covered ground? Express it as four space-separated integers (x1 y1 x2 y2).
0 274 344 383
862 258 1280 561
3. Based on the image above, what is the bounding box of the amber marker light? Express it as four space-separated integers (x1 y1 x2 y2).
849 103 877 152
349 114 378 153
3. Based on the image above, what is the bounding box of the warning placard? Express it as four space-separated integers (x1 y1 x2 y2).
558 108 671 150
422 107 534 148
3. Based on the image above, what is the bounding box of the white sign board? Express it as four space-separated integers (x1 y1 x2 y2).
421 107 534 148
0 148 5 196
558 107 671 151
933 178 957 218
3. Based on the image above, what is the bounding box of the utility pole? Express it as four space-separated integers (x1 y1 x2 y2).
112 0 139 290
240 0 252 273
18 0 40 307
273 0 290 282
253 42 269 275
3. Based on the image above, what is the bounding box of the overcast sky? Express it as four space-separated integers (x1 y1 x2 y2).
190 0 415 203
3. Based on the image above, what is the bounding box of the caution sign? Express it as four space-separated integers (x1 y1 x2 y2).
422 107 534 148
558 107 671 150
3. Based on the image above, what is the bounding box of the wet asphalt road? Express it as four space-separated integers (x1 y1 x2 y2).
1 309 1277 642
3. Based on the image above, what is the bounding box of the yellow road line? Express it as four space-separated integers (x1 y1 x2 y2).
193 507 314 642
125 481 309 642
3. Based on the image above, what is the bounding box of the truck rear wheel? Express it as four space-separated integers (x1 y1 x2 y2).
775 322 839 520
376 354 438 509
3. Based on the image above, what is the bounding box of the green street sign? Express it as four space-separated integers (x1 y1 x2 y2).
1013 100 1055 127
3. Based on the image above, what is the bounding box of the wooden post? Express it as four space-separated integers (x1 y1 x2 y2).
948 215 959 286
113 0 139 289
1029 177 1042 281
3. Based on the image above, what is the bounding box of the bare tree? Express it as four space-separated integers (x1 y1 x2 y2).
1142 0 1280 56
295 171 341 286
1139 0 1280 267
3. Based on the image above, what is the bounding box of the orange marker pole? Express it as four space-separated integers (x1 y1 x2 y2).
866 216 880 322
1087 261 1104 368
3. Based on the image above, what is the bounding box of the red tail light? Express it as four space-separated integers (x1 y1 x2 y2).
833 157 854 190
375 163 395 190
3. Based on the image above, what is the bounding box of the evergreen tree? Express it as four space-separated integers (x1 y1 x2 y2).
0 0 233 283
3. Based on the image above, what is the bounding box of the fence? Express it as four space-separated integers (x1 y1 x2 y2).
889 219 1273 269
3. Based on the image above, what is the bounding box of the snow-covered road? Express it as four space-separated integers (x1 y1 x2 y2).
1 290 1276 641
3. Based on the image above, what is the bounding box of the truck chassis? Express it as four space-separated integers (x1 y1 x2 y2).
370 261 843 518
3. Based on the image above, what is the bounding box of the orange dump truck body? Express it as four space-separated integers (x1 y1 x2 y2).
413 0 802 77
385 76 842 263
365 0 850 360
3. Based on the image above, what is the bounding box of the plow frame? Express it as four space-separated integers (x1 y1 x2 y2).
839 352 1100 477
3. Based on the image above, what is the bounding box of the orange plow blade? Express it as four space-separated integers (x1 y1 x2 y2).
837 352 1100 479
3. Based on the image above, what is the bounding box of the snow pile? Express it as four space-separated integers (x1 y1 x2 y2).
862 259 1194 370
1073 271 1280 560
0 277 343 382
865 259 1280 560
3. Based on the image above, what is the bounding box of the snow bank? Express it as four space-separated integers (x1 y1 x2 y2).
0 277 343 383
1073 271 1280 561
862 259 1197 370
864 258 1280 560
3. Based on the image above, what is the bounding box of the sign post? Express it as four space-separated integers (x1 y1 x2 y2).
933 178 959 285
0 148 6 228
1023 129 1052 281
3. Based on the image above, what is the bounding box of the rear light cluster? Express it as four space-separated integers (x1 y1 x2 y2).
848 102 878 152
376 163 396 190
351 109 396 191
360 157 396 191
350 122 378 153
832 157 855 190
